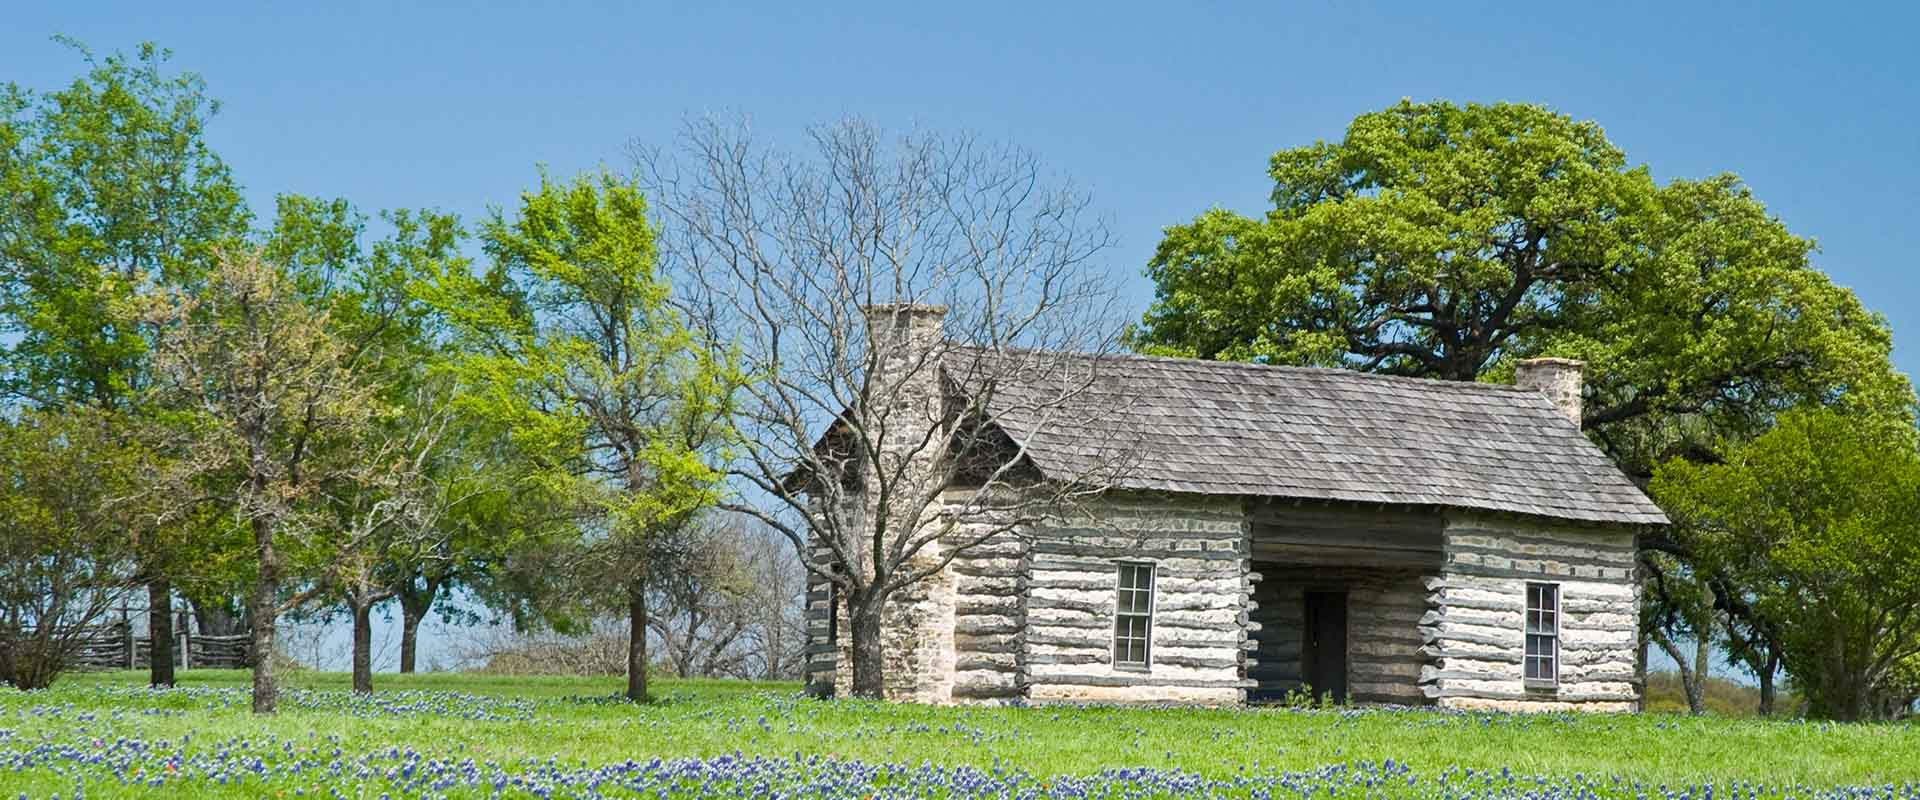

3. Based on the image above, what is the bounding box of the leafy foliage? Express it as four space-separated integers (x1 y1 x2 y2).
417 169 737 700
0 409 145 689
1653 406 1920 720
0 39 250 408
1132 100 1901 472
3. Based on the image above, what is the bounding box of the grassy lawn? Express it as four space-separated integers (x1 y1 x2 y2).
0 669 1914 798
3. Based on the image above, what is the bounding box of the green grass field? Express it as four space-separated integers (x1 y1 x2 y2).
0 669 1914 798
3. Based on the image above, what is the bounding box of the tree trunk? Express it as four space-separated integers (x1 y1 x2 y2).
398 608 423 675
396 576 440 675
1687 629 1711 715
626 582 649 703
248 517 278 715
1756 647 1779 717
351 600 374 694
847 594 884 699
1650 629 1703 715
192 598 246 638
147 577 176 687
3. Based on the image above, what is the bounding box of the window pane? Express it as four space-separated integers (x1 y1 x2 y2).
1114 564 1154 666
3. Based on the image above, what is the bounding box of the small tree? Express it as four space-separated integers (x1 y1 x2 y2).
417 169 735 702
1641 552 1717 715
1 39 252 688
647 515 762 679
0 410 142 689
319 384 471 694
143 248 379 713
389 448 559 674
1653 406 1920 720
639 118 1130 698
264 195 484 680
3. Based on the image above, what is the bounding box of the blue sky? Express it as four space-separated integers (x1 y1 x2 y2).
9 1 1918 670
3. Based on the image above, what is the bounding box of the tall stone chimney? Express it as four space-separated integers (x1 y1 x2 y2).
857 302 955 703
1514 358 1585 427
859 301 950 488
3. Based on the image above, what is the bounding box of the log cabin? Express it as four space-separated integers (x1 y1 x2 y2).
802 304 1665 711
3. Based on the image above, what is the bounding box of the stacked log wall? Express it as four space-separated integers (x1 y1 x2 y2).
1022 492 1252 705
1246 571 1302 700
945 508 1028 702
1421 511 1641 712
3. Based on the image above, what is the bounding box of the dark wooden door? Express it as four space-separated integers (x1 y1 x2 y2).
1304 591 1349 705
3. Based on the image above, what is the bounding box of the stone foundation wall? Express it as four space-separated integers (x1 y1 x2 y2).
1022 493 1253 706
1421 511 1641 712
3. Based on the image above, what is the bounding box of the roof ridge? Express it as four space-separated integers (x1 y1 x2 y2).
942 341 1540 396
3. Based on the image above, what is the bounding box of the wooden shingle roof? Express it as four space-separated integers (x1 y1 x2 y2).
945 347 1668 527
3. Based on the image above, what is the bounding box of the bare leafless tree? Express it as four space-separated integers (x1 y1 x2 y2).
646 514 807 680
647 518 754 678
636 117 1133 698
737 521 808 680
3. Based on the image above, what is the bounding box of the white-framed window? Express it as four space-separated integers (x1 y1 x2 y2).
1525 582 1560 685
1114 563 1155 668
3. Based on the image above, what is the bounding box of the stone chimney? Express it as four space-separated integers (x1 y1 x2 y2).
862 303 948 390
857 302 957 703
1514 358 1585 427
859 301 950 473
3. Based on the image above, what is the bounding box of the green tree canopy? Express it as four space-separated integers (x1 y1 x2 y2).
0 40 250 408
1132 100 1902 469
1652 406 1920 720
415 169 738 701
